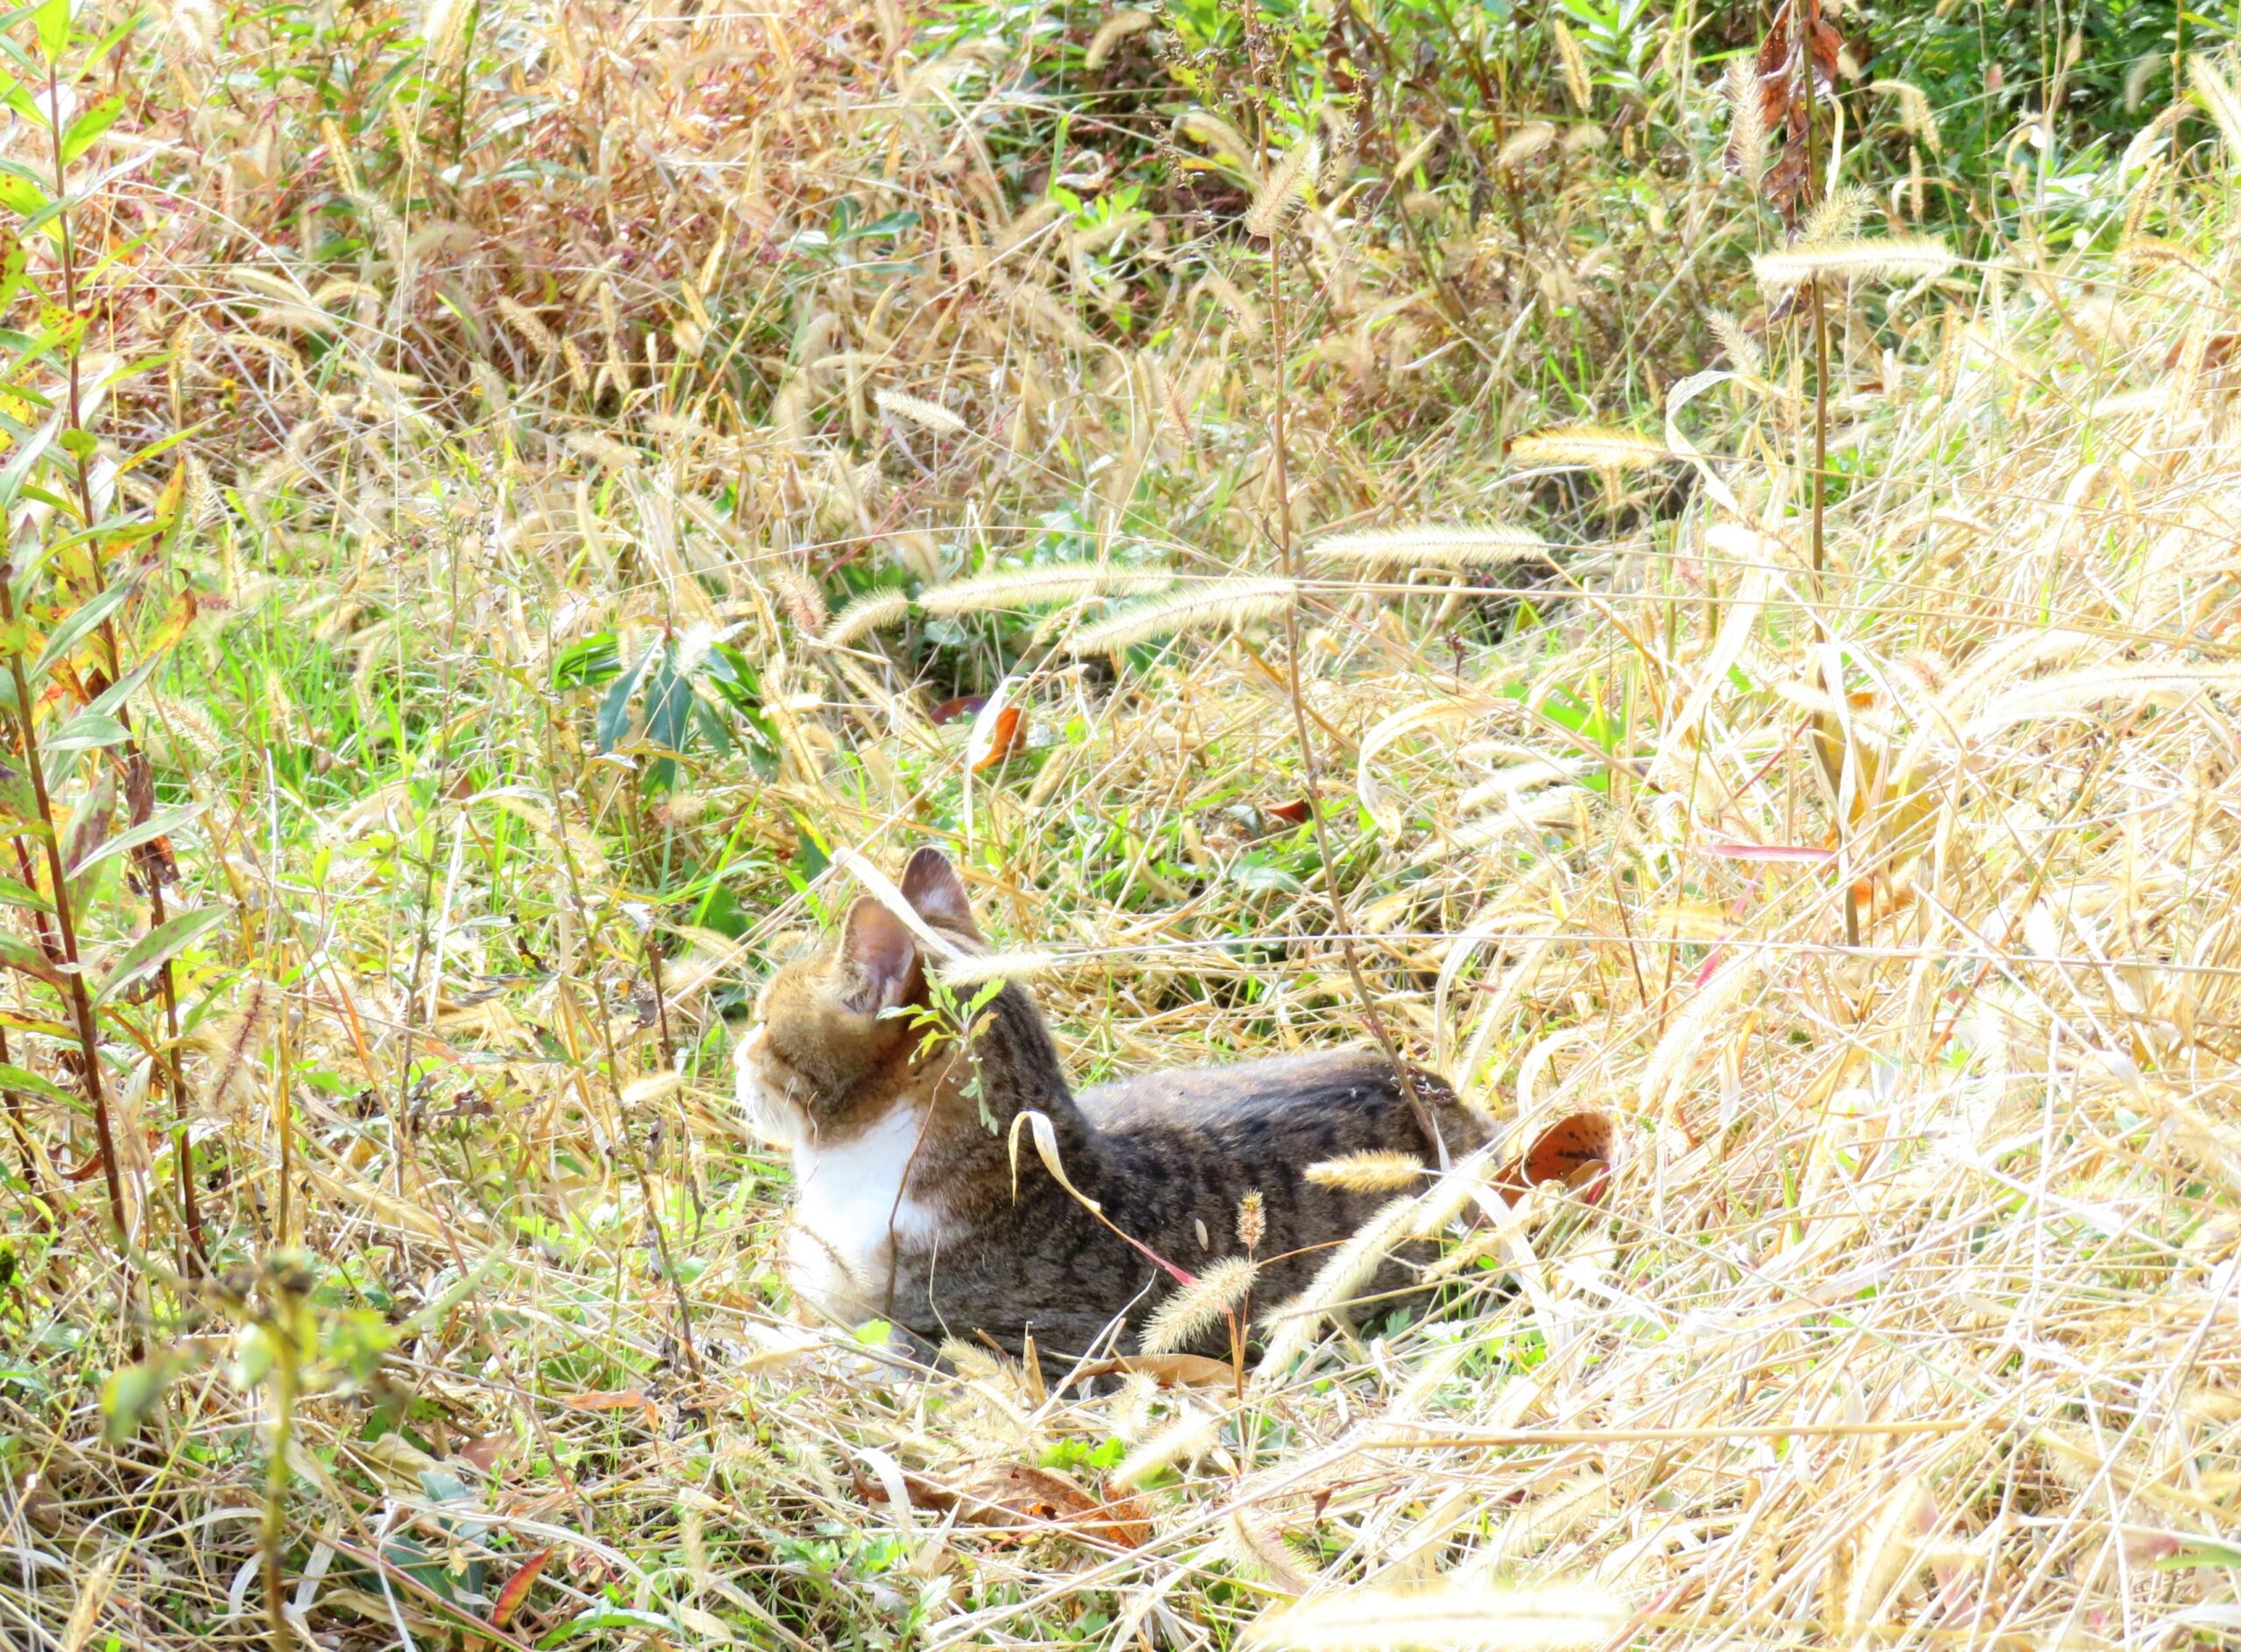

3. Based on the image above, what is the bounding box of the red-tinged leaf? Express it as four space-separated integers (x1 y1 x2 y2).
970 705 1026 771
930 694 987 725
1264 799 1312 826
62 1144 106 1182
560 1389 658 1430
491 1546 553 1627
1699 839 1835 862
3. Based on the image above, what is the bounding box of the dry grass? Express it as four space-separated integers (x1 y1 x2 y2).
3 0 2239 1648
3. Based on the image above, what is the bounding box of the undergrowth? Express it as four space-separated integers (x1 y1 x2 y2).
0 0 2235 1647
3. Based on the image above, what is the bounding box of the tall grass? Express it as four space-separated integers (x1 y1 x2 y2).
2 0 2238 1647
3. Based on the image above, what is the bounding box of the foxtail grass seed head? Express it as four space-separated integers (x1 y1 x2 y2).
1752 235 1955 295
1237 1190 1267 1249
823 589 911 646
1872 79 1941 155
917 563 1174 615
1722 55 1767 186
1310 524 1550 570
1706 310 1764 378
2190 55 2241 158
1509 425 1670 471
1140 1255 1258 1354
1247 136 1320 239
874 389 967 436
1243 1582 1630 1650
1801 184 1873 249
2123 52 2162 111
1497 121 1556 169
1083 8 1151 70
1305 1150 1424 1192
1065 577 1296 655
1551 19 1591 111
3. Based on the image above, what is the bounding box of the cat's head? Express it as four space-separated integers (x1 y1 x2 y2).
735 847 983 1146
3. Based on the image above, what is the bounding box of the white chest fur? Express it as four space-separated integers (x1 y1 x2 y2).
736 1029 953 1325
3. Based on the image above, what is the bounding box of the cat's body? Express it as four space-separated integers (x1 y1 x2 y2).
737 850 1490 1360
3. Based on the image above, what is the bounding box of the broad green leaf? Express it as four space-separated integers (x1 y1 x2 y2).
0 172 46 216
0 230 24 311
33 0 70 65
29 580 130 678
0 935 53 985
594 641 656 753
91 904 226 1005
41 708 129 752
0 1060 75 1107
60 95 120 163
0 873 50 912
70 801 198 878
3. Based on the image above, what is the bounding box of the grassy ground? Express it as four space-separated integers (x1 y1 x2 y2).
1 0 2238 1646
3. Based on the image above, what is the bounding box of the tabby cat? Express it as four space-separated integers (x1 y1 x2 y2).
736 848 1490 1360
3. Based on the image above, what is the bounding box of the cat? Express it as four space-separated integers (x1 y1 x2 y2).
735 847 1493 1361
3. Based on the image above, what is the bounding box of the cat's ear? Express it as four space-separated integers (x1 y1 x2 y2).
836 897 919 1016
900 847 980 939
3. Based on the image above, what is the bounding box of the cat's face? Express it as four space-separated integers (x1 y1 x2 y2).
735 847 982 1149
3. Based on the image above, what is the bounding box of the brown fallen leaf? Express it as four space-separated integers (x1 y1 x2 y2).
854 1461 1152 1550
1070 1352 1237 1390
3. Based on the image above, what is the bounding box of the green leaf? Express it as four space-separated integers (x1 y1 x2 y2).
538 1607 677 1647
0 1060 77 1107
2153 1542 2241 1571
40 708 129 752
33 585 136 679
594 642 656 753
0 932 54 988
33 0 70 65
0 873 50 912
70 801 198 879
0 171 46 217
102 1353 177 1442
59 95 121 164
91 904 226 1006
0 410 59 508
85 652 158 717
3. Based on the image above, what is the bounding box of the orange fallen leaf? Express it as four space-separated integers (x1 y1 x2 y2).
1264 799 1312 826
491 1546 553 1628
970 705 1027 771
560 1389 658 1430
1495 1111 1612 1199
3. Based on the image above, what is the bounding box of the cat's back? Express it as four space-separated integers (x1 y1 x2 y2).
1078 1048 1487 1161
